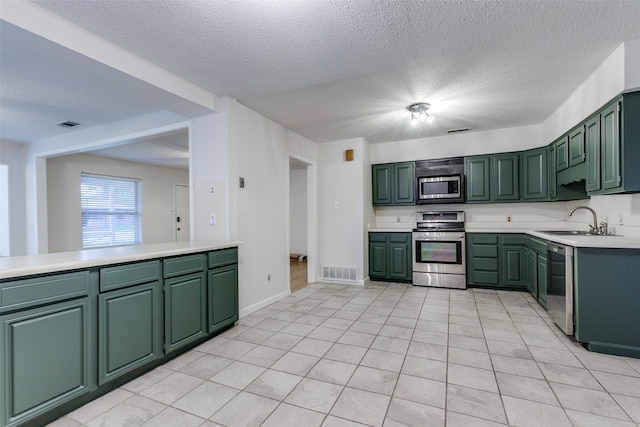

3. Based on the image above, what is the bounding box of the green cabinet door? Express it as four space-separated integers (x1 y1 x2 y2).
492 153 519 201
537 255 548 308
1 298 91 427
98 282 162 385
548 144 558 199
521 147 549 200
465 156 490 202
600 101 621 191
372 162 415 206
556 136 569 171
208 265 239 334
500 245 526 288
372 164 393 205
164 272 207 353
466 233 499 286
369 235 388 278
568 126 586 167
585 115 601 192
393 162 416 205
388 234 411 281
527 249 538 298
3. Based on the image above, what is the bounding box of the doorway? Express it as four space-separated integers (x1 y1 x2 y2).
289 157 313 292
174 184 190 241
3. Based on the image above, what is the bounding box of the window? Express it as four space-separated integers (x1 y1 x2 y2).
81 173 141 249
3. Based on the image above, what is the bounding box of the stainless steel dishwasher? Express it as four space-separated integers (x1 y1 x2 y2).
546 241 574 335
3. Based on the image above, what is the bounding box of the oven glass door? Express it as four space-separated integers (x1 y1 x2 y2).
415 239 462 265
418 176 461 199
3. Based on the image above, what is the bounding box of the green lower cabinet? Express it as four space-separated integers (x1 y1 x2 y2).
98 282 162 385
164 272 207 353
368 233 411 282
536 255 548 308
500 245 527 288
527 237 548 307
527 248 538 297
0 298 92 427
208 265 239 333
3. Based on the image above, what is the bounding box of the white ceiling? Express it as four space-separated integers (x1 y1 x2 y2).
2 1 640 166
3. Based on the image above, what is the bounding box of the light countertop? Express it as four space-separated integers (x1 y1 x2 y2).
368 222 640 249
0 241 242 280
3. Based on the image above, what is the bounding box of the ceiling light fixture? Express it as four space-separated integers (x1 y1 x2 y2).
406 103 434 124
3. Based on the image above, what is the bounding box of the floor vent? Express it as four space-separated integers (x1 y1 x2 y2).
322 265 358 283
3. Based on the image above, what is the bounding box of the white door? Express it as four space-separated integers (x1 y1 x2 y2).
175 184 190 241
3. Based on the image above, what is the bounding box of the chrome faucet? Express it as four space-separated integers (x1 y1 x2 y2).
568 206 605 234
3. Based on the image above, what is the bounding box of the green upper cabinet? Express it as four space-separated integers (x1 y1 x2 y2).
372 162 415 206
585 115 601 192
600 101 621 191
568 125 586 167
585 93 640 195
521 147 549 200
492 153 519 201
464 156 490 202
548 144 558 199
556 136 569 171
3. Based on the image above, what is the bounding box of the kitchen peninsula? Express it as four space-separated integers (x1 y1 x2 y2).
0 241 240 427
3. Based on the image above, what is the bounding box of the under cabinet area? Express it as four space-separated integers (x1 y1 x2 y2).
0 243 240 427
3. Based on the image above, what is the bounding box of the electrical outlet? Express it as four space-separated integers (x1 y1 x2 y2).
209 185 216 195
209 213 216 225
334 202 339 209
268 273 271 281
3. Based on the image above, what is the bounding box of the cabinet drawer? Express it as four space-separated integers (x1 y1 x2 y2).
368 233 387 242
468 234 498 244
208 248 238 269
472 258 499 272
164 254 206 278
473 271 499 285
529 237 547 255
0 271 90 313
471 244 498 258
500 234 528 246
388 233 411 243
100 261 160 292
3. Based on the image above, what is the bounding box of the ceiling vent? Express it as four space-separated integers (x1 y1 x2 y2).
57 121 81 128
446 127 471 134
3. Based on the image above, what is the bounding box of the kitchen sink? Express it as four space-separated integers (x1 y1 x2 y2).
537 230 620 236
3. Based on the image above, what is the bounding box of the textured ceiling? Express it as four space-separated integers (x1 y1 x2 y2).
3 0 640 152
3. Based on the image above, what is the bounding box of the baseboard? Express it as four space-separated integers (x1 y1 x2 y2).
239 289 291 318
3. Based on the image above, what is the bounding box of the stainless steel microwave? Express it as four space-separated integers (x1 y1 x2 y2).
417 175 463 202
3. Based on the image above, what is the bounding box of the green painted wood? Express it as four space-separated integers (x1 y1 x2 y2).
500 235 528 246
208 248 238 269
585 115 601 192
548 144 557 199
393 162 416 205
163 254 206 278
208 265 239 333
466 233 499 286
556 136 569 171
492 153 519 201
527 248 538 298
372 164 393 205
471 243 498 258
574 248 640 358
529 237 547 255
464 156 490 202
99 261 160 292
521 147 549 200
568 126 586 167
98 282 162 385
1 298 90 426
472 258 499 271
368 233 411 281
601 101 621 191
500 246 526 288
0 271 89 314
469 234 498 244
537 255 548 308
164 271 207 353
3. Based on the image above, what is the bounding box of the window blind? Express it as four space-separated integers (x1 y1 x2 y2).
81 173 141 248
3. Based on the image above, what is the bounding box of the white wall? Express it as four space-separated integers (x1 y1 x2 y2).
0 141 27 256
289 168 307 255
226 101 318 316
318 138 369 283
46 153 188 253
371 124 543 164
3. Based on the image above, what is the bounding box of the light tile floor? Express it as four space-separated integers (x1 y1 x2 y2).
48 282 640 427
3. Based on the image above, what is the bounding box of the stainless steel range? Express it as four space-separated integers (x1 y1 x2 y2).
412 211 466 289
